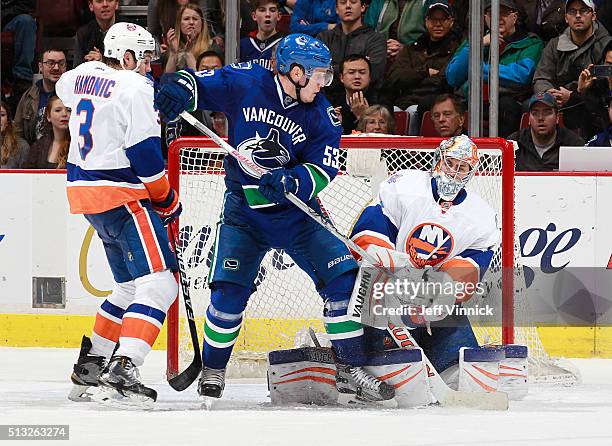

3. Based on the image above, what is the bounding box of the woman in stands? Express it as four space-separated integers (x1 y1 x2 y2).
164 3 221 72
22 96 70 169
0 101 30 168
355 105 397 135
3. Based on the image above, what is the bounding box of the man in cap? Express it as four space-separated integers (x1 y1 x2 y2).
533 0 612 135
381 0 460 135
508 91 584 171
446 0 544 137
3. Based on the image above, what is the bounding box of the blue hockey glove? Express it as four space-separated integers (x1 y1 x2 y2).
258 168 297 204
152 188 183 226
155 72 196 122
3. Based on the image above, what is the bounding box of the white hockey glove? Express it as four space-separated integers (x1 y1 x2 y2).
411 266 457 323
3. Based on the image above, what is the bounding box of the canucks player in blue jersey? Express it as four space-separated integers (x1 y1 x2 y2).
155 34 395 403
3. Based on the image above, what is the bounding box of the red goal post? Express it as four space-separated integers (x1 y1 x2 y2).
165 136 517 378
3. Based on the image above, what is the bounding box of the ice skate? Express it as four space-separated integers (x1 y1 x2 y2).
335 364 396 404
92 356 157 410
198 367 226 408
68 336 106 402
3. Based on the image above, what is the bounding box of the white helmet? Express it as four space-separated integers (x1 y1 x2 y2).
103 22 156 69
431 135 479 201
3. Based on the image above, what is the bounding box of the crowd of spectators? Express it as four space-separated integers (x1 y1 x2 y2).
2 0 612 172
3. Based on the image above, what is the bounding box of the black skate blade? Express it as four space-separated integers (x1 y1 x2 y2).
91 385 156 410
337 393 398 408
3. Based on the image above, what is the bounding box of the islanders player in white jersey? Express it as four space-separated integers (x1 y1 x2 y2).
350 135 499 383
155 34 395 403
56 23 181 408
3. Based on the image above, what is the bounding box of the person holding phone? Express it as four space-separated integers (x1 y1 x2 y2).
577 42 612 139
533 0 612 137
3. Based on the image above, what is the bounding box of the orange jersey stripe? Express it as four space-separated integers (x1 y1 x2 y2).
93 313 122 343
120 317 161 347
439 258 479 302
67 185 149 214
126 201 165 272
143 176 171 203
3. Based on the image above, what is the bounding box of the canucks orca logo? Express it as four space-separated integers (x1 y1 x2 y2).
405 223 454 268
237 128 290 177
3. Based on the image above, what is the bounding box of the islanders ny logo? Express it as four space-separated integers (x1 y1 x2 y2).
405 223 453 267
236 128 290 177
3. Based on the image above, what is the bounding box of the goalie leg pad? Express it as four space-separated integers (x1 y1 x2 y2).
202 282 251 369
498 344 528 400
115 270 177 366
321 272 366 366
458 346 505 393
364 348 429 408
90 280 135 358
268 347 339 406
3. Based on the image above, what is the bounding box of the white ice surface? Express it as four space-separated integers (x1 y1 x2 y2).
1 348 611 446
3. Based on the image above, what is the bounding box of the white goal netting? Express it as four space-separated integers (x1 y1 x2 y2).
167 136 579 384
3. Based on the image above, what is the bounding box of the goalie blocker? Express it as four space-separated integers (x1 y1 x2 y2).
267 344 528 407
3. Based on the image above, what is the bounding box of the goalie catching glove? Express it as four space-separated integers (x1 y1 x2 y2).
155 71 197 122
348 245 457 326
152 188 182 226
258 168 298 204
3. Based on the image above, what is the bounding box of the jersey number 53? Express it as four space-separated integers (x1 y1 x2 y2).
323 145 340 169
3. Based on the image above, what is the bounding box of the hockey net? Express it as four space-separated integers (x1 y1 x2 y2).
166 136 579 384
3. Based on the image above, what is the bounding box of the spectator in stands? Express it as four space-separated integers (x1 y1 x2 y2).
197 50 224 71
330 55 378 134
586 96 612 145
14 48 67 146
533 0 612 135
509 91 584 170
595 0 612 35
22 96 70 169
74 0 123 67
1 0 37 97
165 3 221 72
576 43 612 139
363 0 427 58
317 0 386 104
381 1 459 135
148 0 197 48
430 93 467 137
290 0 338 37
240 0 284 71
516 0 567 42
446 0 543 138
0 101 29 169
355 104 397 134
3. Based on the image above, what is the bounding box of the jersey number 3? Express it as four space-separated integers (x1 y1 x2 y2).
77 98 95 160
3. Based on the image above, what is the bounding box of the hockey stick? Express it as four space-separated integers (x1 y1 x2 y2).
179 111 380 267
167 223 202 391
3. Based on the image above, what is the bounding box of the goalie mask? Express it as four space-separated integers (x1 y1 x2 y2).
431 135 479 201
103 22 157 71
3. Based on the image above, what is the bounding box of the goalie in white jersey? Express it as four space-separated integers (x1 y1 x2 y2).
56 23 181 408
349 135 500 385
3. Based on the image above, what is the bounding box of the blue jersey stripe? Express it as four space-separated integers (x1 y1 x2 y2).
101 300 126 320
125 136 164 179
66 162 141 184
351 204 399 246
125 303 166 324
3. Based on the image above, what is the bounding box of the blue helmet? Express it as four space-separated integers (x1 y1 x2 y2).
275 34 333 86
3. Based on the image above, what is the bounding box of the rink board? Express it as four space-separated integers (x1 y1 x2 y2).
1 171 612 357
